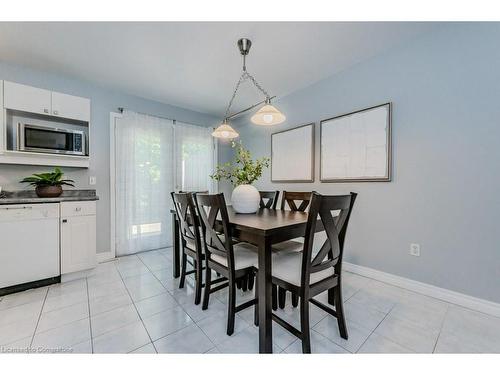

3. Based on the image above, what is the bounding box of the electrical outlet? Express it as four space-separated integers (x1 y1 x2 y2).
89 176 97 185
410 243 420 257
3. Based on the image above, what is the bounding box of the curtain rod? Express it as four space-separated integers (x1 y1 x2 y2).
117 107 208 128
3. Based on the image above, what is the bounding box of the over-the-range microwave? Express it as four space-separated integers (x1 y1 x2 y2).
18 123 86 156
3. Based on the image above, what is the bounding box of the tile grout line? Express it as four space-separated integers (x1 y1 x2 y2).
29 287 49 348
137 252 220 352
432 303 450 353
135 252 172 292
353 304 417 353
353 304 395 353
85 277 94 353
116 258 158 353
135 251 208 353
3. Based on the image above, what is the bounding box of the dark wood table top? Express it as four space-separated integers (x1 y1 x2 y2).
171 206 317 238
226 207 309 235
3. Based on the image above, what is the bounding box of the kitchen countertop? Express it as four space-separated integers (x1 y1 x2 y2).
0 189 98 205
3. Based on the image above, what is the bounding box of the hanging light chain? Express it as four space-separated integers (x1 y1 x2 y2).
224 70 271 119
223 42 272 120
243 71 270 101
224 72 246 119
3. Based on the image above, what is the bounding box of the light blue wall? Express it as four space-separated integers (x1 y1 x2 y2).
0 61 218 254
219 23 500 303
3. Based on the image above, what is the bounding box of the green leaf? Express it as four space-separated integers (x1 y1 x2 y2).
20 167 74 188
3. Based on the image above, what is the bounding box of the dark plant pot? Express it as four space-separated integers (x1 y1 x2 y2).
35 185 63 198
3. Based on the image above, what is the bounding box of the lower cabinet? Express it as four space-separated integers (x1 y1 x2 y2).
60 201 97 274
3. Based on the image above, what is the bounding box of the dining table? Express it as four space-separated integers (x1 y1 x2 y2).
170 206 324 353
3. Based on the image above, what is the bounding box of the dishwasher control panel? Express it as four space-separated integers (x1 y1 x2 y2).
0 203 60 221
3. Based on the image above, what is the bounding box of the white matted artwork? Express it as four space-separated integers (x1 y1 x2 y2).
271 123 314 182
320 103 392 182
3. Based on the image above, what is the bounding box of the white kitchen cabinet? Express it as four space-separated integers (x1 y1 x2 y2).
3 80 52 116
51 91 90 122
0 80 91 167
60 201 97 274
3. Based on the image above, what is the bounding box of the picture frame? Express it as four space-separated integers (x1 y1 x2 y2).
271 123 315 183
320 103 392 182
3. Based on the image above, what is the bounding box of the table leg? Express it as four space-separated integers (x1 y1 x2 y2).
257 236 273 353
172 212 180 278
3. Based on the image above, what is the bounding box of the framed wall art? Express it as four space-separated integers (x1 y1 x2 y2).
320 103 392 182
271 123 315 183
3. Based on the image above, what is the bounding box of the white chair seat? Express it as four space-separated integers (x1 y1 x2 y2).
272 252 335 287
185 237 204 253
272 240 303 254
186 232 231 253
211 242 258 270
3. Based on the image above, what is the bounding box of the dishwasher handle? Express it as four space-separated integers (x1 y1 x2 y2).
1 206 33 210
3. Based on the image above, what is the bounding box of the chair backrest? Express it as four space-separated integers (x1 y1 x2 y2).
301 192 357 286
171 192 203 259
280 191 314 211
194 193 236 271
259 191 280 209
179 190 209 194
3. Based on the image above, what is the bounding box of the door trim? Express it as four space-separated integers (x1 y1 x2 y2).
105 111 122 263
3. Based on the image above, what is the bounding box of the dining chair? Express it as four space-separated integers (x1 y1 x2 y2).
195 193 258 335
275 191 315 308
240 190 280 297
271 192 357 353
259 190 280 209
170 192 205 305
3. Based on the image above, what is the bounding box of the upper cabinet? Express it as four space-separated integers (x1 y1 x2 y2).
51 92 90 122
3 81 90 123
3 81 52 116
1 80 91 168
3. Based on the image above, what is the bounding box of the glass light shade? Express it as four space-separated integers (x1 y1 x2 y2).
250 104 286 125
212 122 239 139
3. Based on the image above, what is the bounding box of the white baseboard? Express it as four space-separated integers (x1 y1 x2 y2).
343 262 500 318
97 251 115 263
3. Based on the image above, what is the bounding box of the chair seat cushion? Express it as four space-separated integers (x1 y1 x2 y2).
211 242 258 270
186 233 234 253
272 252 335 287
185 237 204 253
272 240 303 254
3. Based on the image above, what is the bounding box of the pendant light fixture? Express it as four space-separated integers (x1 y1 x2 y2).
212 38 286 139
211 119 239 139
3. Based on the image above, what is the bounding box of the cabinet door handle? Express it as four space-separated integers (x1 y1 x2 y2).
53 110 59 115
62 219 68 223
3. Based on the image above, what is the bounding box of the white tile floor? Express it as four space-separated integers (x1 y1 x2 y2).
1 247 500 354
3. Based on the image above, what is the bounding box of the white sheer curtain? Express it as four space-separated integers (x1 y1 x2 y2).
115 111 173 256
173 121 216 192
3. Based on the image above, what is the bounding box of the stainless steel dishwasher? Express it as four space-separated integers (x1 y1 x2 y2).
0 203 60 289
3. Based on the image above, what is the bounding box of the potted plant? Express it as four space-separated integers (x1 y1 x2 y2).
20 167 75 198
211 141 270 213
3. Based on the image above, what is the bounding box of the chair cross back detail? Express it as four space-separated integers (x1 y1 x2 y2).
171 192 203 256
259 191 280 209
281 191 314 212
195 193 233 263
304 192 357 277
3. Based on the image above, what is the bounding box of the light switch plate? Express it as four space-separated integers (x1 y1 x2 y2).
89 176 96 185
410 243 420 257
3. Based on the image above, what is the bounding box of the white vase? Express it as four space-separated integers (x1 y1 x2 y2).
231 184 260 214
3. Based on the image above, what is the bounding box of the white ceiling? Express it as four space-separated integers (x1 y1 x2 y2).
0 22 441 116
